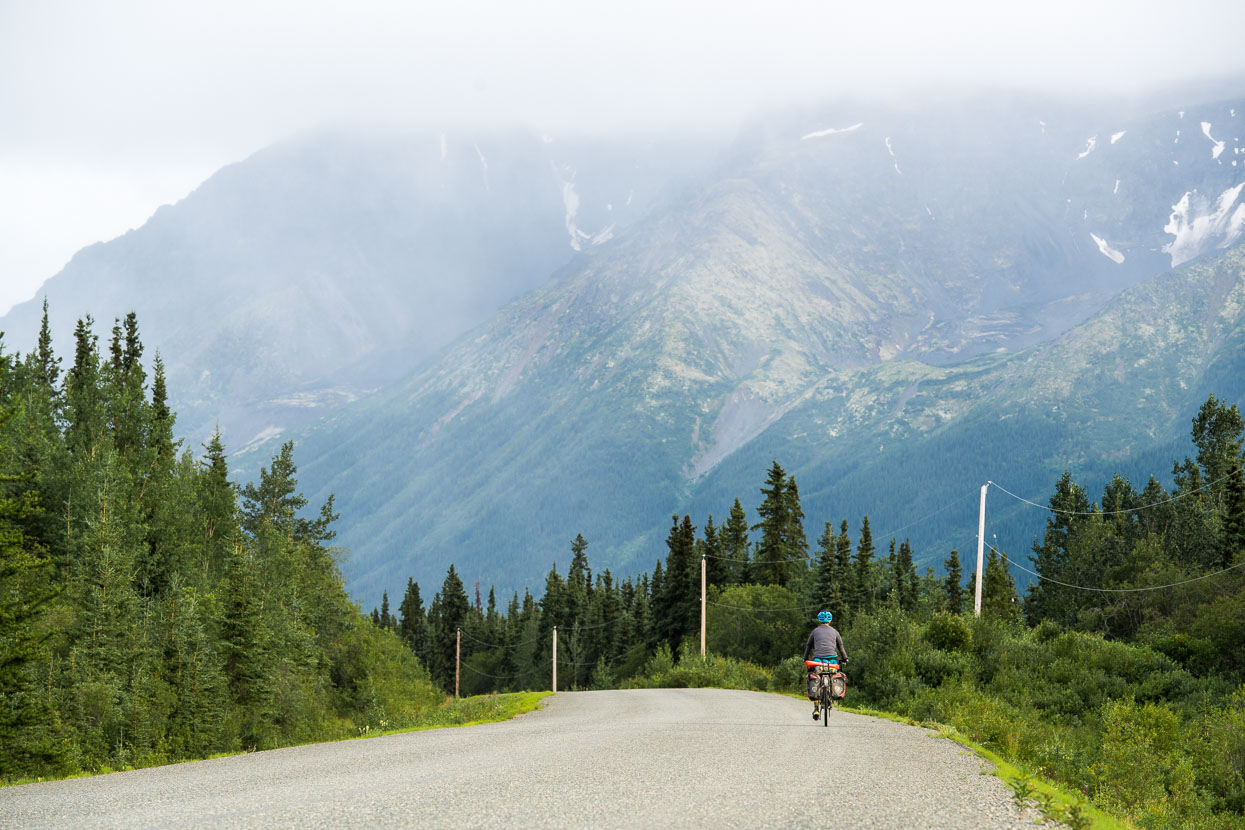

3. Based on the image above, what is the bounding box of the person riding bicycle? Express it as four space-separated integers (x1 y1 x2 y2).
803 611 847 720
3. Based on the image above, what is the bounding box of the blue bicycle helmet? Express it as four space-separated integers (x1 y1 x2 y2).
817 610 833 623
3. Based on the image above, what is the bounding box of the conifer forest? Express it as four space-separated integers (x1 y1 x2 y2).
2 310 1244 826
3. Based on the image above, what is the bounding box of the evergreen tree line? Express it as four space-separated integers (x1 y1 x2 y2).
1021 393 1245 669
0 305 440 782
375 458 1024 694
379 395 1244 703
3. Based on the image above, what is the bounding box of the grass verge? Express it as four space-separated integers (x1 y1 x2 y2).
2 691 552 789
838 703 1127 830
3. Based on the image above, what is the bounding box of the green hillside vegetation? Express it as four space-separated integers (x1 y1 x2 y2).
0 308 481 783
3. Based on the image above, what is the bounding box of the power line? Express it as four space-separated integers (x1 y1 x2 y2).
706 600 813 613
459 628 543 650
702 552 813 565
990 542 1245 593
988 473 1235 517
873 490 981 543
459 662 530 681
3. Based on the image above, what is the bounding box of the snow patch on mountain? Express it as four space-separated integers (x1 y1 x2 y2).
1114 179 1120 195
236 426 285 457
1077 136 1097 159
561 181 587 250
1111 131 1127 144
802 123 863 140
1202 122 1226 159
884 137 902 174
550 163 615 252
474 145 490 191
1162 182 1245 266
1090 233 1125 264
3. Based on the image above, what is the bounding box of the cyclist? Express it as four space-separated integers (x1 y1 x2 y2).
803 611 848 720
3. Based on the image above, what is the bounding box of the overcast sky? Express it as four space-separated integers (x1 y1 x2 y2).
3 0 1245 317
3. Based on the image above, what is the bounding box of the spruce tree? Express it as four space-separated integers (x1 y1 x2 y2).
944 549 965 614
884 538 898 606
1025 472 1091 626
429 565 470 691
897 539 918 612
539 563 565 640
196 428 235 584
566 534 591 625
34 297 61 390
752 461 792 586
834 520 854 621
784 476 809 580
812 521 838 612
1223 458 1245 566
149 353 176 461
854 516 877 615
240 441 307 539
722 498 750 583
983 548 1023 622
398 578 430 664
657 514 697 652
646 561 664 649
380 591 394 629
701 514 727 586
65 316 103 454
0 418 67 778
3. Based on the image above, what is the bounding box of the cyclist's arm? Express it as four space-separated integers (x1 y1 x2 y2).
802 631 814 661
835 631 847 662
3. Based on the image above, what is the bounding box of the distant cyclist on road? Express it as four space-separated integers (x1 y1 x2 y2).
803 611 847 720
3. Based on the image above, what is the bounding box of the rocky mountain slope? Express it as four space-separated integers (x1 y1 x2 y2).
289 92 1245 601
0 129 708 454
5 87 1243 602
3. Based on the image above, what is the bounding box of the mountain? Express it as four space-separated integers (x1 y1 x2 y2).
695 238 1245 570
0 128 710 456
288 91 1245 603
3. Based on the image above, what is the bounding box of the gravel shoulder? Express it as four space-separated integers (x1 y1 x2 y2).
0 688 1055 829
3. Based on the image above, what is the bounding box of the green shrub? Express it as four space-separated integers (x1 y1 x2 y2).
1093 699 1182 812
924 613 972 653
706 584 805 666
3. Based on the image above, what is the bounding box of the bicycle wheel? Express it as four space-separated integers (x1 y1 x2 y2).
820 683 831 726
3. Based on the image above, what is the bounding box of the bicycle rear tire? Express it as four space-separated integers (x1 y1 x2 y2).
820 684 830 726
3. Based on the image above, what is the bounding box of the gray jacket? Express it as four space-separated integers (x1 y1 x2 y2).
803 624 847 662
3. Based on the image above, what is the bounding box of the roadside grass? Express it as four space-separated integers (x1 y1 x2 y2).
0 691 551 789
839 704 1126 830
353 691 552 737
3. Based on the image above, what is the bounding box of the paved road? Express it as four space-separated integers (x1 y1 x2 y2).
0 689 1051 829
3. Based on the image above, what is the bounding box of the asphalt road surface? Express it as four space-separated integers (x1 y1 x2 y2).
0 688 1052 829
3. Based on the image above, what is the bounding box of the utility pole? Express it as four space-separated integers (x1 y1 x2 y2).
974 483 987 617
455 628 461 698
700 554 707 658
552 625 557 693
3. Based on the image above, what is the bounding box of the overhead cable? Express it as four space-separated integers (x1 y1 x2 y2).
990 543 1245 593
988 473 1236 517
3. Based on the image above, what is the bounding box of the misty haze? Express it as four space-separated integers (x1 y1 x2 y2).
3 3 1245 827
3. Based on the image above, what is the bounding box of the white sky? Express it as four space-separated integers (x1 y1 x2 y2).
3 0 1245 317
